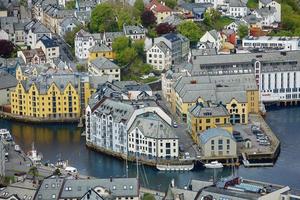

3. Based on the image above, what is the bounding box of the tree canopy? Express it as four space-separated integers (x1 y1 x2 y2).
141 10 157 27
177 21 204 44
0 40 15 58
156 23 175 35
237 25 249 39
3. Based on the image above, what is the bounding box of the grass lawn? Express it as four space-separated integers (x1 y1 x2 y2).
214 17 234 30
247 0 259 9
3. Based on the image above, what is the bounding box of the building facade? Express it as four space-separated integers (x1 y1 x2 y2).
88 57 121 81
146 41 172 71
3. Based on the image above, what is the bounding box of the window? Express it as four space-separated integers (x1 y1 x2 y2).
218 139 223 145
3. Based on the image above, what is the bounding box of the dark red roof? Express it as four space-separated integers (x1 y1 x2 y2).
146 0 172 13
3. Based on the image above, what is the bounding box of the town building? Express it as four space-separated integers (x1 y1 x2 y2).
0 72 18 105
252 7 278 28
146 0 173 24
35 35 60 61
259 0 281 22
0 179 38 200
123 24 146 41
102 32 124 47
17 48 46 65
198 128 237 162
178 3 211 21
227 0 248 18
242 36 300 51
154 33 190 64
191 51 300 103
10 73 105 119
86 92 171 157
88 43 116 62
199 30 223 51
75 29 101 60
128 112 179 159
58 16 81 37
88 57 121 81
171 74 259 122
187 102 233 142
146 41 172 71
35 175 140 200
24 20 52 49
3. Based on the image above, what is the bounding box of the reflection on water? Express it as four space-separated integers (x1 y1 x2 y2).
1 106 300 190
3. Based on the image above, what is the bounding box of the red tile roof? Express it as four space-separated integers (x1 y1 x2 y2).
146 0 172 13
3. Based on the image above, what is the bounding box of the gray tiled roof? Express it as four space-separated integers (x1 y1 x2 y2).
229 0 247 7
123 25 145 35
259 0 272 5
199 128 235 144
0 180 37 200
60 17 81 28
189 103 229 117
0 72 18 90
25 20 51 34
90 57 120 70
155 41 171 54
255 7 276 17
89 43 112 53
129 113 178 139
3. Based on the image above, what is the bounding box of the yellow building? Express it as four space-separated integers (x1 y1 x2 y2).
10 74 100 119
88 43 116 62
171 74 259 124
15 65 38 81
187 101 233 143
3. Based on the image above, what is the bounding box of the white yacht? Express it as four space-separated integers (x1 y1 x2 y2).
27 143 43 164
204 161 223 169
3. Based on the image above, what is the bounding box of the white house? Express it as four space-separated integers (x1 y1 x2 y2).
259 0 281 22
128 113 179 159
74 29 101 60
88 57 121 81
24 20 52 49
146 41 172 71
0 29 9 41
195 0 226 9
252 7 277 27
227 0 248 18
123 24 146 41
58 17 81 37
226 20 248 32
35 35 60 62
199 30 223 50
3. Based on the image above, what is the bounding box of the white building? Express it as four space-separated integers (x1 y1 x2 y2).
88 57 121 81
227 0 248 18
259 0 281 22
199 30 223 51
24 20 52 49
123 24 146 41
128 113 179 159
146 41 172 71
35 35 60 61
242 36 300 51
252 7 277 27
75 29 101 60
195 0 226 9
86 98 172 157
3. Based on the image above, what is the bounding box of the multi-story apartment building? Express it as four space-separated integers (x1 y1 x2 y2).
128 113 179 159
146 41 172 71
10 74 101 119
0 72 18 106
227 0 248 18
17 48 46 65
24 20 52 49
123 24 146 41
35 35 60 61
171 74 259 122
75 29 101 60
191 51 300 103
242 36 300 51
88 43 116 62
88 57 121 81
154 33 189 64
259 0 281 22
146 0 173 24
187 102 233 142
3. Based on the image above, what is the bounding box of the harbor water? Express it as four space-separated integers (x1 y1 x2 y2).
1 106 300 191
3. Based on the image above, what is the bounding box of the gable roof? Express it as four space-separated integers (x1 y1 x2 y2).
90 57 120 70
0 72 18 90
37 35 58 48
146 0 172 13
199 128 235 144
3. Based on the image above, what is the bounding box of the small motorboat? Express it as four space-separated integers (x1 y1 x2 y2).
204 161 223 169
27 143 43 165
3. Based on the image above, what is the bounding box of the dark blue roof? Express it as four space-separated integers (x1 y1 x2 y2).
38 35 58 48
163 33 181 42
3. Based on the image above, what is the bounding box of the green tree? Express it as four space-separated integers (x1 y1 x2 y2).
116 47 137 66
177 21 204 44
134 0 145 15
142 193 155 200
112 36 131 53
28 166 39 183
132 39 145 58
90 3 118 32
204 8 221 26
237 25 249 39
65 1 75 9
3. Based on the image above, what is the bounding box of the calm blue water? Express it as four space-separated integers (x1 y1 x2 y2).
1 106 300 190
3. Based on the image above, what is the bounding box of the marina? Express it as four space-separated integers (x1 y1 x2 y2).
1 106 300 191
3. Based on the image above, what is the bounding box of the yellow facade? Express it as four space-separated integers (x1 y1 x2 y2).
88 50 116 62
247 90 259 113
10 80 93 119
16 66 38 81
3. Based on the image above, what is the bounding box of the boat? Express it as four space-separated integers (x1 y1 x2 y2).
65 166 78 175
204 161 223 169
55 159 69 169
14 144 21 152
156 163 194 171
27 143 43 164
